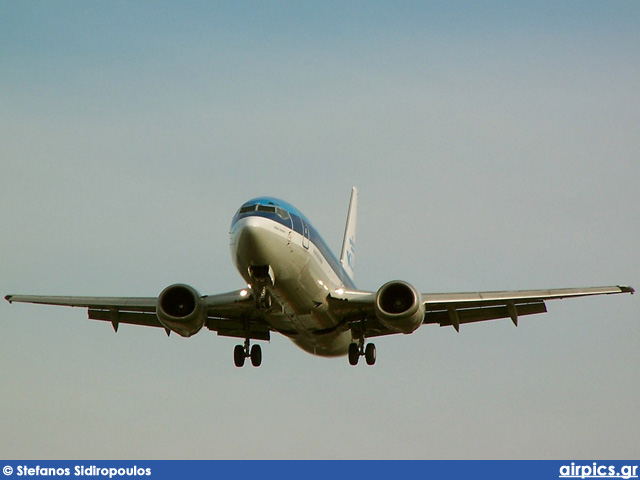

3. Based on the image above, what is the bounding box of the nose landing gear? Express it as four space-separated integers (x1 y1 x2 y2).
248 265 274 312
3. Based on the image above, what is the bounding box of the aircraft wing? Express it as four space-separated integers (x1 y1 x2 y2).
6 284 633 340
4 294 163 330
4 291 269 340
419 285 634 331
328 285 634 337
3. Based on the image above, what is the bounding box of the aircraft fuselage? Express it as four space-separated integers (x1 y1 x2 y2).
229 198 355 356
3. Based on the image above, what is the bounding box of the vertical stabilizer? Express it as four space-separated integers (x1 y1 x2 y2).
340 187 358 281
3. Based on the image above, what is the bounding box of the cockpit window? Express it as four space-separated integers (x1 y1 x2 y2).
234 202 291 226
257 205 277 213
276 207 290 220
239 205 257 214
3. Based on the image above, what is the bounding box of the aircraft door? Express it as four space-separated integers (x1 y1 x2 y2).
302 222 310 249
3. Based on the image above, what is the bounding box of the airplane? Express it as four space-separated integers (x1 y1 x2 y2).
5 187 635 367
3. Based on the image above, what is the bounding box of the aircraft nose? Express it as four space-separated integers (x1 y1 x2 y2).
233 218 271 265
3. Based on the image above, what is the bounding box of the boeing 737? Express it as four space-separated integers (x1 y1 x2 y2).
5 188 634 367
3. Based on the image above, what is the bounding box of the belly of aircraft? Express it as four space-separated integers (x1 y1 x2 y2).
265 277 352 357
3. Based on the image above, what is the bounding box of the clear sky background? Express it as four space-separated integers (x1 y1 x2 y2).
1 1 638 459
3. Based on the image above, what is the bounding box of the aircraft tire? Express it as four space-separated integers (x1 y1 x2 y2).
365 343 376 366
348 343 359 366
234 344 245 367
250 344 262 367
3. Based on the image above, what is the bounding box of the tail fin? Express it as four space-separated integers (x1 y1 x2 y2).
340 187 358 281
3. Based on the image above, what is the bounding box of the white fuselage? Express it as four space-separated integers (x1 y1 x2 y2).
229 215 353 356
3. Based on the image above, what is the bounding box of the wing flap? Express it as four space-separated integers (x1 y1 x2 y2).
424 301 547 327
88 308 164 329
206 317 271 341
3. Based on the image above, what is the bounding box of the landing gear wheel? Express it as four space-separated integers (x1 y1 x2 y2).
365 343 377 366
348 343 359 366
233 344 245 367
250 344 262 367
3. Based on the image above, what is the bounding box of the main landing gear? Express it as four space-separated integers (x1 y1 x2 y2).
348 341 376 366
234 339 262 368
234 316 261 368
349 315 376 366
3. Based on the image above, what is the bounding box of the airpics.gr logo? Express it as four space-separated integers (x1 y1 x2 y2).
559 463 638 479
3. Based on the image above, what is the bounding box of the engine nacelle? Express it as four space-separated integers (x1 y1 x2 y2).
156 284 205 337
375 281 425 334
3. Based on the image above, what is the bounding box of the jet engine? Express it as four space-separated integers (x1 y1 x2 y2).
156 284 205 337
374 281 425 334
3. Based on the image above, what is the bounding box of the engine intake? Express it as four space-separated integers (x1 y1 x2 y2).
375 281 424 334
156 284 205 337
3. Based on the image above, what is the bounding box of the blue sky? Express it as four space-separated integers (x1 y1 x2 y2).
1 1 638 459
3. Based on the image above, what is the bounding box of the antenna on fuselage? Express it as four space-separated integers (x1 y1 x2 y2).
340 187 358 282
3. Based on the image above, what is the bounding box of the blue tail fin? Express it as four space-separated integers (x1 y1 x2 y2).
340 187 358 281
